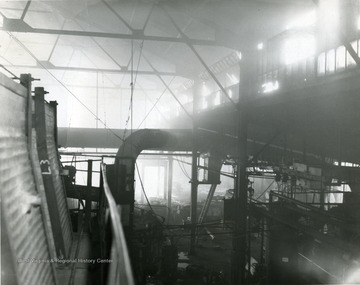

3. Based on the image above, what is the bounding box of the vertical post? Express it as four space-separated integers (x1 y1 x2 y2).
140 164 145 204
129 160 135 233
235 111 248 284
190 80 199 255
260 218 265 265
167 156 173 225
232 50 255 284
85 160 93 232
157 162 161 197
190 138 198 254
20 74 32 153
320 156 325 211
49 101 58 146
95 72 99 153
163 163 167 200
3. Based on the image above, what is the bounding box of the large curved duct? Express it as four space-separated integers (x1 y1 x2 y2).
115 129 193 161
111 129 226 227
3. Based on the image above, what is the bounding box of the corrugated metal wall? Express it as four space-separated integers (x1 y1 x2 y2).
0 73 56 285
44 103 73 257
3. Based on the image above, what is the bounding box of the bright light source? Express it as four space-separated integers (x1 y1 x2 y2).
202 82 210 96
228 89 233 98
202 99 208 109
226 73 239 85
236 51 242 60
286 10 316 30
262 81 279 93
214 91 221 106
181 94 189 104
357 16 360 30
283 35 315 65
319 0 339 32
344 268 360 284
257 43 264 50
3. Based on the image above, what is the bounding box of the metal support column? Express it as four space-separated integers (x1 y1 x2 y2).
167 157 173 225
19 74 32 153
85 159 93 232
190 140 198 254
320 156 325 211
260 218 265 265
232 110 248 285
190 78 199 255
49 101 58 147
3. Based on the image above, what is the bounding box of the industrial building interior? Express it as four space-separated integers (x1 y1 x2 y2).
1 0 360 284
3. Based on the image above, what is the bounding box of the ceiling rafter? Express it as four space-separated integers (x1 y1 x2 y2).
74 19 125 70
47 20 66 61
1 62 180 77
163 6 239 111
142 53 193 120
20 0 31 20
124 4 154 71
101 0 134 33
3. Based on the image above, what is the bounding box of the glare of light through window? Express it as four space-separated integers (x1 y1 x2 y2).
283 35 315 65
214 91 221 106
226 73 239 85
262 81 279 93
286 10 316 30
236 51 242 60
202 82 210 96
319 0 339 32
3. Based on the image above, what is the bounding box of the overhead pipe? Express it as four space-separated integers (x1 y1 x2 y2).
58 127 327 166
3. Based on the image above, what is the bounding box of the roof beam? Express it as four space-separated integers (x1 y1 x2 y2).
101 0 134 32
1 17 220 46
48 20 66 61
163 6 239 111
20 1 31 20
142 53 194 120
3 62 181 77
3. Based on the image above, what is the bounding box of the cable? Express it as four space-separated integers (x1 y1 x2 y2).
141 53 193 120
136 77 175 129
176 156 191 179
135 162 164 223
123 40 144 140
0 64 19 79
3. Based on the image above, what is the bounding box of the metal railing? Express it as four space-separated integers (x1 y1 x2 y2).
101 163 135 285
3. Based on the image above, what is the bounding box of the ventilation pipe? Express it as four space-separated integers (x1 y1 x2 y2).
110 129 227 228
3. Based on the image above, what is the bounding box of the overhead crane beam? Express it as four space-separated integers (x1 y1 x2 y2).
1 63 181 77
1 17 221 47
